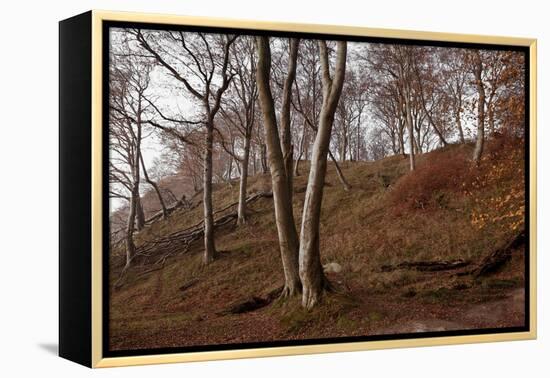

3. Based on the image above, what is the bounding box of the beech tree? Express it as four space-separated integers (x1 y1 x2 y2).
411 47 449 149
256 36 302 298
293 40 352 190
292 40 320 176
299 40 347 309
139 152 168 219
280 38 300 198
108 51 153 267
334 69 368 161
134 30 237 264
441 49 470 144
365 45 417 170
218 36 258 224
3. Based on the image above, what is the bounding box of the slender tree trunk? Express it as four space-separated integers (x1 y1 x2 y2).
226 155 233 181
126 107 142 267
356 114 361 161
398 119 406 157
390 127 398 155
415 127 422 154
472 51 486 164
281 38 299 199
341 130 348 162
419 99 448 147
256 36 301 298
414 61 448 147
488 103 495 135
328 150 351 191
260 143 268 174
403 92 415 171
125 185 138 268
139 153 168 219
203 121 216 264
252 149 257 175
304 141 310 162
303 118 351 191
294 119 307 177
299 40 347 309
134 110 145 231
135 196 145 230
456 110 465 144
237 131 251 225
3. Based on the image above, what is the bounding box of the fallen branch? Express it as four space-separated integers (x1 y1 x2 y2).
145 196 199 225
115 191 273 286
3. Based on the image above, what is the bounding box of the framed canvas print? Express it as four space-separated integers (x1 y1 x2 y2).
59 10 537 368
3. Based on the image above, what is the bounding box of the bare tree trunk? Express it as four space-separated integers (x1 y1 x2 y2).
203 121 216 264
281 38 299 199
472 51 486 164
126 107 142 267
404 95 415 171
302 118 351 191
237 131 251 225
260 143 268 174
134 110 145 230
356 114 361 161
488 103 495 135
414 129 421 154
135 196 145 231
125 186 138 268
256 36 301 298
226 155 233 181
252 149 257 175
299 40 347 309
340 131 348 162
294 119 307 176
398 118 406 157
328 150 351 191
456 110 465 144
139 153 168 219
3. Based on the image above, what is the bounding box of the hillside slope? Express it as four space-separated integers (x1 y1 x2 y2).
109 139 526 351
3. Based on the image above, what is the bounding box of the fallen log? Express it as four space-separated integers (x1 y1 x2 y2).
179 278 199 293
381 259 471 273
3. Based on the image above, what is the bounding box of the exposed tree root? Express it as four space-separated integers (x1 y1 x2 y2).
278 283 302 301
220 286 283 315
301 276 333 310
470 230 525 278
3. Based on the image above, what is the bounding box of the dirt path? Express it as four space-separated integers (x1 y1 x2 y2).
378 288 525 334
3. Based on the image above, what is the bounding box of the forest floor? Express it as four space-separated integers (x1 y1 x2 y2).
109 138 527 351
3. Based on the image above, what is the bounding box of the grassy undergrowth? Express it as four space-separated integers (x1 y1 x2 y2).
109 137 526 350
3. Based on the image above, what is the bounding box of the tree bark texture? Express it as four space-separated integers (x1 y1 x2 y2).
203 120 216 264
255 36 302 297
280 38 300 199
299 40 347 309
